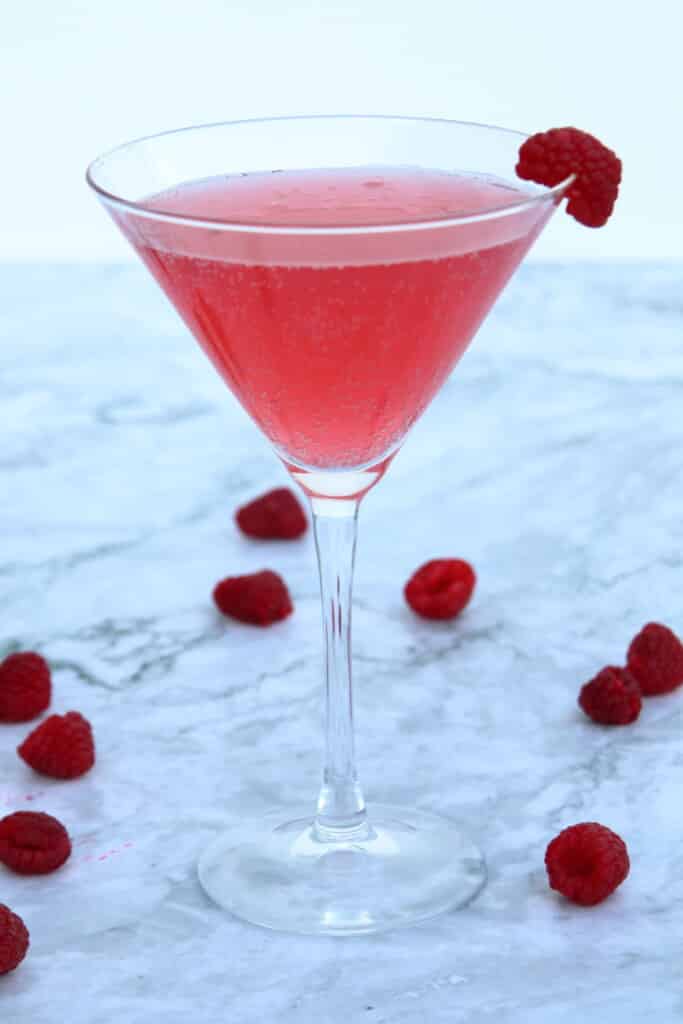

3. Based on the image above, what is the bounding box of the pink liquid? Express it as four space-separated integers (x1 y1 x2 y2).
124 167 551 468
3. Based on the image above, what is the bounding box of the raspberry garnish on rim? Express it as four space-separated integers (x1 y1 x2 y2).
516 127 621 227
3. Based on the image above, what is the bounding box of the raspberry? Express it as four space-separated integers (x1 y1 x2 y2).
627 622 683 696
0 652 51 723
213 570 293 626
516 127 622 227
18 711 95 780
236 488 307 540
0 904 29 975
0 811 71 875
578 666 641 725
404 559 476 620
545 823 629 906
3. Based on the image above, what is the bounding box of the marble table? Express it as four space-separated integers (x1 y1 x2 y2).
1 262 682 1022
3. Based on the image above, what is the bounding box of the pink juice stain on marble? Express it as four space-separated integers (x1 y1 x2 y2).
0 790 47 807
73 838 135 866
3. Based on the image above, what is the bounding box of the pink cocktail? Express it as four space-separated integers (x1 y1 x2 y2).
131 167 548 470
88 117 571 936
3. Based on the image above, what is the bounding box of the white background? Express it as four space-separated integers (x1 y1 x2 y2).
2 0 681 262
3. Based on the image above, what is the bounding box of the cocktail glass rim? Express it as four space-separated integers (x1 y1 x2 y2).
86 113 574 234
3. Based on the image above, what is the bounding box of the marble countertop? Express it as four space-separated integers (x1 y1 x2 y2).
1 262 682 1022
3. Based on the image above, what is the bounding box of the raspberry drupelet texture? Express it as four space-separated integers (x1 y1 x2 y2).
578 666 642 725
0 904 29 975
545 822 630 906
236 488 308 540
404 559 476 620
0 811 72 875
18 711 95 780
213 570 293 626
627 622 683 696
0 652 51 723
516 127 621 227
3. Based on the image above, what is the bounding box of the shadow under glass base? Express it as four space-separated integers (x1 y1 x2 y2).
197 805 486 936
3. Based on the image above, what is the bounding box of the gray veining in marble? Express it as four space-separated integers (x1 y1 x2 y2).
1 262 682 1022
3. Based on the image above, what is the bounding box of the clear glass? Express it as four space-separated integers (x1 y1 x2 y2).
87 116 571 935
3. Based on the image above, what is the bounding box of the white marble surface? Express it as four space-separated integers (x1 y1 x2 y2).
1 262 682 1022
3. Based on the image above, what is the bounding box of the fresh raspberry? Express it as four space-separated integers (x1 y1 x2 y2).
213 570 293 626
516 127 622 227
578 666 642 725
627 622 683 696
0 811 71 875
0 904 29 975
236 488 307 540
404 559 476 620
545 823 630 906
0 652 51 723
18 711 95 780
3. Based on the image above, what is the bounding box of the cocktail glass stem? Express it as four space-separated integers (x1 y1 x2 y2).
311 497 368 841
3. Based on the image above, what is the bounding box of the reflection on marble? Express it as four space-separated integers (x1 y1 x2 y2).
1 263 682 1022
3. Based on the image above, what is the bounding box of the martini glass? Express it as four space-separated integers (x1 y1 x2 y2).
87 116 571 936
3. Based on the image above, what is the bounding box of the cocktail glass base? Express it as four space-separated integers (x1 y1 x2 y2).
198 804 486 936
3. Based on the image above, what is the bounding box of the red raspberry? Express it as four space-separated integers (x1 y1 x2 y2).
627 622 683 696
516 127 622 227
236 488 307 540
0 904 29 975
545 822 630 906
0 652 51 723
404 559 476 620
18 711 95 780
578 666 642 725
213 570 293 626
0 811 71 875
